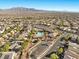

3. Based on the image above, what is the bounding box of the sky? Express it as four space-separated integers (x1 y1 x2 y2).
0 0 79 12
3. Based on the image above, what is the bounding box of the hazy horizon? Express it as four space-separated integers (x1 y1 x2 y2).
0 0 79 12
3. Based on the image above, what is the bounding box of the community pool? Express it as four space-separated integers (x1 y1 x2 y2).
36 31 44 37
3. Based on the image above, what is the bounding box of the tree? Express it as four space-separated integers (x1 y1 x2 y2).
60 37 65 41
1 42 10 52
28 28 36 39
60 20 64 27
57 47 64 55
76 36 79 44
64 33 71 41
21 40 29 50
50 53 59 59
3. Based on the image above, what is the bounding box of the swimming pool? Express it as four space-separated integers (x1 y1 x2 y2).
36 31 44 37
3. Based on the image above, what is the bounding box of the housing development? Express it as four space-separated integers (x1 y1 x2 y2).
0 7 79 59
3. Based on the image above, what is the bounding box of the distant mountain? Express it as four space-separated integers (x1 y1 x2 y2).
0 7 49 15
5 7 46 12
0 7 78 16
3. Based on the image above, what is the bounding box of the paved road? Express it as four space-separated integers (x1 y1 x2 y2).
29 33 66 59
41 33 66 59
29 40 42 59
29 41 49 59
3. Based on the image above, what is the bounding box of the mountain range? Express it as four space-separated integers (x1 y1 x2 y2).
0 7 49 15
0 7 78 16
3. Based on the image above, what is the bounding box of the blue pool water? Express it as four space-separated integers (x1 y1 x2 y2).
36 32 44 37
